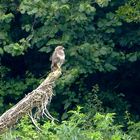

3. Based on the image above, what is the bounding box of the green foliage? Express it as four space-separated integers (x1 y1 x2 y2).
116 0 140 23
4 43 27 56
96 0 111 7
1 107 138 140
0 72 39 113
127 122 140 139
0 0 140 138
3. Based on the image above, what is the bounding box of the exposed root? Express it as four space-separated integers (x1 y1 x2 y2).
45 109 59 122
28 112 42 131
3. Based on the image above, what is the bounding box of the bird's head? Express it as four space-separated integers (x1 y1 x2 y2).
55 46 65 51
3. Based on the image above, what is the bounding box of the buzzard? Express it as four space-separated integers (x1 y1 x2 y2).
50 46 65 71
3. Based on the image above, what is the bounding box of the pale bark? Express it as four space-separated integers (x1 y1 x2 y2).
0 70 61 134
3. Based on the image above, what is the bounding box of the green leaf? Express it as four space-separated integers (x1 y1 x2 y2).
0 48 4 55
105 63 117 71
39 46 52 53
129 54 137 62
47 39 62 45
100 47 107 55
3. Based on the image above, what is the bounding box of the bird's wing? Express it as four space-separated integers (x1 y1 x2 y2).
50 51 55 61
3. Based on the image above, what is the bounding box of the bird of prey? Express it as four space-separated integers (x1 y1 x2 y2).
50 46 65 71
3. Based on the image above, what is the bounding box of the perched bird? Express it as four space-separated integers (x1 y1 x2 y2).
50 46 65 71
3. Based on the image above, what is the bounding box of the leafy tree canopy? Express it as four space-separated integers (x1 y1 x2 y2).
0 0 140 133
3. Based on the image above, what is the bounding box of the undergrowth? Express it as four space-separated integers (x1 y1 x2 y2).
0 106 140 140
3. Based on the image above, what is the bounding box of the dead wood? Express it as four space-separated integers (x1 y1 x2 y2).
0 69 62 134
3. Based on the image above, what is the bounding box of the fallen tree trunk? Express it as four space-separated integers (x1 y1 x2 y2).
0 70 62 134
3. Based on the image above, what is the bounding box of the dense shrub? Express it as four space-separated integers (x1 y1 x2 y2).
0 107 139 140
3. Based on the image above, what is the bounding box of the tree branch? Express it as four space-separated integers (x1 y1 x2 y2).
0 69 62 134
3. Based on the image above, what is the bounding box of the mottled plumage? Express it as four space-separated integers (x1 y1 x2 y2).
50 46 65 71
